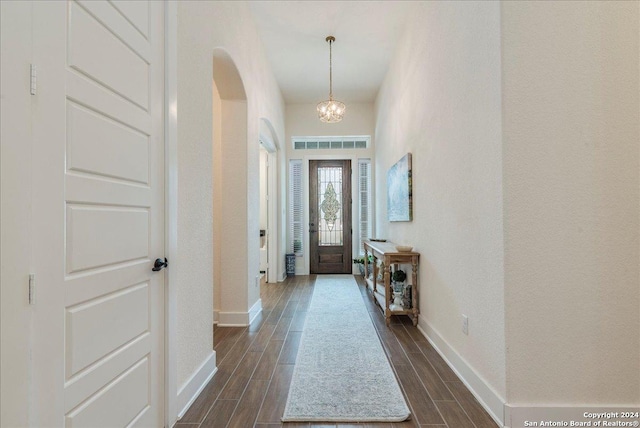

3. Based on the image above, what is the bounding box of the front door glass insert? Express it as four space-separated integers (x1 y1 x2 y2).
317 166 343 246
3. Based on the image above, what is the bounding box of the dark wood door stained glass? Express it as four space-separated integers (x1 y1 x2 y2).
309 160 352 274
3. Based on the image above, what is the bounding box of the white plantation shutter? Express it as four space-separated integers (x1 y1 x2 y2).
289 160 303 255
358 159 372 253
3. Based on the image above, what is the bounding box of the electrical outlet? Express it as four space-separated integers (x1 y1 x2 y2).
462 314 469 335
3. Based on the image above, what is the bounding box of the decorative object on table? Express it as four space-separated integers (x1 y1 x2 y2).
377 261 385 281
395 245 413 252
390 269 407 311
316 36 345 123
402 284 412 309
387 153 412 222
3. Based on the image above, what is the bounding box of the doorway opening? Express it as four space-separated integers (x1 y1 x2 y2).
258 119 280 284
212 49 250 326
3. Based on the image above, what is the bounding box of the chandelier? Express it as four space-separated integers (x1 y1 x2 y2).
317 36 345 123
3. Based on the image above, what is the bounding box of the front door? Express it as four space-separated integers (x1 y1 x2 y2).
309 160 352 274
30 1 165 425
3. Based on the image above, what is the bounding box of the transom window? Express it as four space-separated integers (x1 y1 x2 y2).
292 136 370 150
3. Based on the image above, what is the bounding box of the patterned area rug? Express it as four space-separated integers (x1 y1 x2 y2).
282 275 411 422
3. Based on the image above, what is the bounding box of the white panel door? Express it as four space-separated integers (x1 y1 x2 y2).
30 1 165 426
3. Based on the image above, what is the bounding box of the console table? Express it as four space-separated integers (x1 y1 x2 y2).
363 240 420 326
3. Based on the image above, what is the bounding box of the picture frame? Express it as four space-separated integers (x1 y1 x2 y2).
387 153 412 222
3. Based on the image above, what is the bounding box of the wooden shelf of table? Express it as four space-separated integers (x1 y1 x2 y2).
363 240 420 326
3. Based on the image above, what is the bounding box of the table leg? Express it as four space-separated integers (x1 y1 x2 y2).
412 260 419 326
384 262 391 326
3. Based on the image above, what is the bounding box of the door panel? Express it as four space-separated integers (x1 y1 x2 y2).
66 101 150 184
110 0 150 38
68 1 150 109
65 357 150 427
65 283 149 377
309 160 352 274
66 205 150 273
31 1 164 425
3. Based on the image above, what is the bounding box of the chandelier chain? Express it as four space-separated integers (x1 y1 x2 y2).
329 37 333 100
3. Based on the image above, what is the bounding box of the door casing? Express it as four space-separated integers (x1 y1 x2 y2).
299 155 363 276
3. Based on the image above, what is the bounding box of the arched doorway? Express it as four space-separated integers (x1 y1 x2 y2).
211 50 255 326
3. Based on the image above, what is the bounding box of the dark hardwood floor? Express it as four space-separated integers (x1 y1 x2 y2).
175 275 499 428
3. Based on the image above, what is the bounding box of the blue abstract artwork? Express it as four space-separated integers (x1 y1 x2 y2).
387 153 412 222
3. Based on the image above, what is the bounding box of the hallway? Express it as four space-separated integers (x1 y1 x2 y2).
177 276 498 428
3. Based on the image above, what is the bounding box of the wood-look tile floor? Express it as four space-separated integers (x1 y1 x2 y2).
175 275 499 428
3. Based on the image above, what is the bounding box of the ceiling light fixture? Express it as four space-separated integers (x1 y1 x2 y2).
317 36 345 123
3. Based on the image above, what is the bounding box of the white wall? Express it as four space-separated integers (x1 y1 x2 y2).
286 103 376 151
212 82 222 324
285 103 376 274
375 2 640 422
219 99 250 323
374 1 506 420
176 0 285 399
502 0 639 410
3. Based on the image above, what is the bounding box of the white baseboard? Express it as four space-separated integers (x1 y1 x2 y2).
417 315 505 427
217 311 249 326
213 309 219 325
218 299 262 327
248 298 262 325
176 351 217 420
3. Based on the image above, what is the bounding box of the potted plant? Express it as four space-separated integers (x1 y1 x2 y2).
392 269 407 284
353 255 373 276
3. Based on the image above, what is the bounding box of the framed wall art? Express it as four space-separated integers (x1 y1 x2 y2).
387 153 412 222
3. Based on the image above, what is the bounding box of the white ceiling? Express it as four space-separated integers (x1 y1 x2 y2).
248 1 416 104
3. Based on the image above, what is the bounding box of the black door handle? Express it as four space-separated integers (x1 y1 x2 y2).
152 258 168 271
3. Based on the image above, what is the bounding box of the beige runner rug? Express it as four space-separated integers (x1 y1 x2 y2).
282 275 411 422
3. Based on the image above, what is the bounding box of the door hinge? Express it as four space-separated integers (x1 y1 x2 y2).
28 273 35 304
30 64 37 95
